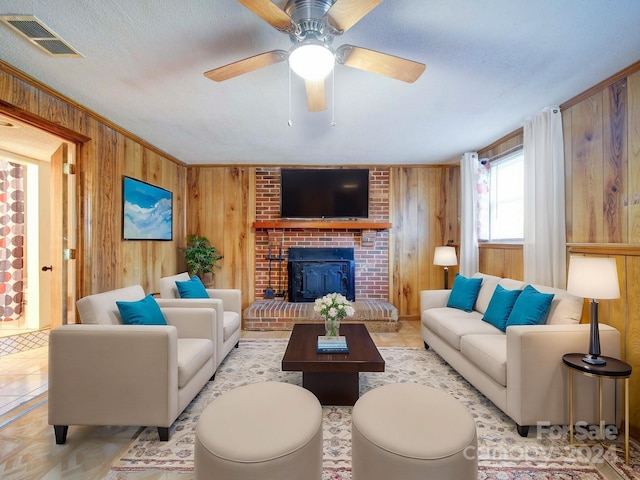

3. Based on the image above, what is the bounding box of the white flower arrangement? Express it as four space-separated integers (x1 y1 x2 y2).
314 292 355 321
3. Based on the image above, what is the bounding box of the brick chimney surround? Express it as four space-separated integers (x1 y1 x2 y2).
244 167 398 332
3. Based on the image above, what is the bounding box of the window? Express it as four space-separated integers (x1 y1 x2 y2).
478 150 524 242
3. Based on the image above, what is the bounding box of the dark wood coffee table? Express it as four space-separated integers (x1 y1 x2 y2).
282 323 385 406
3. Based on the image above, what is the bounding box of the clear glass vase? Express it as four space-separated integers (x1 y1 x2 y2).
324 317 340 337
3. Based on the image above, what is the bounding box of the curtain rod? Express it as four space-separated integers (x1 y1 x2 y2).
481 143 523 163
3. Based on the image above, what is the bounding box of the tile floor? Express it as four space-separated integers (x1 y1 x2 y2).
0 321 625 479
0 345 48 418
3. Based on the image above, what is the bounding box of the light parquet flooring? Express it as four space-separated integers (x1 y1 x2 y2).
0 321 624 479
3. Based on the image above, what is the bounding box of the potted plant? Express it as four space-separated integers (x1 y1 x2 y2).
184 235 223 285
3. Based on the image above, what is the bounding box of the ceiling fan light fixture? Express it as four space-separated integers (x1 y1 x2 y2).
288 41 335 80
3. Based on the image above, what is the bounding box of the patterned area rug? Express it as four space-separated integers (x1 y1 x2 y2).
107 339 639 479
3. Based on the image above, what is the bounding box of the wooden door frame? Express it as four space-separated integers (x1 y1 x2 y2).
0 100 90 144
0 101 90 325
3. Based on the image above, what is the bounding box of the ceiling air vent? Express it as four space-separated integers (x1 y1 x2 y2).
0 15 82 57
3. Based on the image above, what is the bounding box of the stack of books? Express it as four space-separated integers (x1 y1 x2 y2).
317 335 349 353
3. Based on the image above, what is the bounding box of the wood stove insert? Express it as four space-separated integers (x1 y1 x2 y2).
287 247 355 303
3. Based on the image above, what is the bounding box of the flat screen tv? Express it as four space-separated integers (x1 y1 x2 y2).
280 168 369 219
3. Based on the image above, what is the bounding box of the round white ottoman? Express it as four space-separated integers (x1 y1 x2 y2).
195 381 323 480
352 383 477 480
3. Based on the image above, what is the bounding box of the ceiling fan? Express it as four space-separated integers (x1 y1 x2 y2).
204 0 426 112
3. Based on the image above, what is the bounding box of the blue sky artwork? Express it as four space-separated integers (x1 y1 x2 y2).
123 177 172 240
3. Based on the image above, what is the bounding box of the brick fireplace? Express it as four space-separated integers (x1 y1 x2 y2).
253 167 391 302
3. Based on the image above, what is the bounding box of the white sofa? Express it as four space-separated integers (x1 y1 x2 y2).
48 285 216 444
157 272 242 369
420 273 621 436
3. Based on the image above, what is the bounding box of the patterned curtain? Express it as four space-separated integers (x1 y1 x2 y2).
0 160 25 321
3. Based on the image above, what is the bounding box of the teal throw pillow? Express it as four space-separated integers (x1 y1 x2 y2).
176 276 209 299
116 294 167 325
505 285 554 328
482 285 522 332
446 274 483 313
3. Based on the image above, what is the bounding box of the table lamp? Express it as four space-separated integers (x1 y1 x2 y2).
566 256 620 365
434 246 457 289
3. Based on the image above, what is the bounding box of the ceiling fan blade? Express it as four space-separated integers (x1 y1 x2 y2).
336 45 426 83
305 79 327 112
326 0 383 32
236 0 294 31
204 50 287 82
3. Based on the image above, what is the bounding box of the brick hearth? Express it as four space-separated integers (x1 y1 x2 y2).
243 299 399 332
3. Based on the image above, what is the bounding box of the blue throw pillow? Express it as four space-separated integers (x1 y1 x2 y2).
116 294 167 325
505 285 555 328
446 274 483 313
482 285 522 332
175 276 209 299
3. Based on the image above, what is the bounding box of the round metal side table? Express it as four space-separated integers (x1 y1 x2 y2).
562 353 632 465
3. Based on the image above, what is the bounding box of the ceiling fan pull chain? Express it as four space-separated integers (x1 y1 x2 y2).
331 67 336 126
288 65 293 127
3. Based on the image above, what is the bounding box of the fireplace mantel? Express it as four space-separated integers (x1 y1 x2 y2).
252 220 392 230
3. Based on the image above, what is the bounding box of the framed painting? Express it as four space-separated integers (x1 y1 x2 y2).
122 176 172 241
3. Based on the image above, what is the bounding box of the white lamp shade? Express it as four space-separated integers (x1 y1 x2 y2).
567 256 620 300
288 43 335 80
434 246 457 266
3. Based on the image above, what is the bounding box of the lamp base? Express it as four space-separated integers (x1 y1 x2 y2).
582 355 606 366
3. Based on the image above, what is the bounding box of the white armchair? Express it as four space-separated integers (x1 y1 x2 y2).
157 272 241 369
48 285 216 444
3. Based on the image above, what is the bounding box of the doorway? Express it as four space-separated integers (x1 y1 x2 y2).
0 113 75 336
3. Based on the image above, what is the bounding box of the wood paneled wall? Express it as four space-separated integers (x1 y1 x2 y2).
389 166 460 319
478 244 524 280
564 80 629 243
185 166 254 310
562 67 640 436
0 61 187 299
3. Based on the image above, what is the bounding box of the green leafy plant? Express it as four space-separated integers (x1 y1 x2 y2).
184 235 223 278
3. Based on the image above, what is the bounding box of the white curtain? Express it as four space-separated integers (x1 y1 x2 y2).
523 106 566 288
460 152 479 276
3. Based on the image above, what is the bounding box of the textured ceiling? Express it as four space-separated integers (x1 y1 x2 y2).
1 0 640 166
